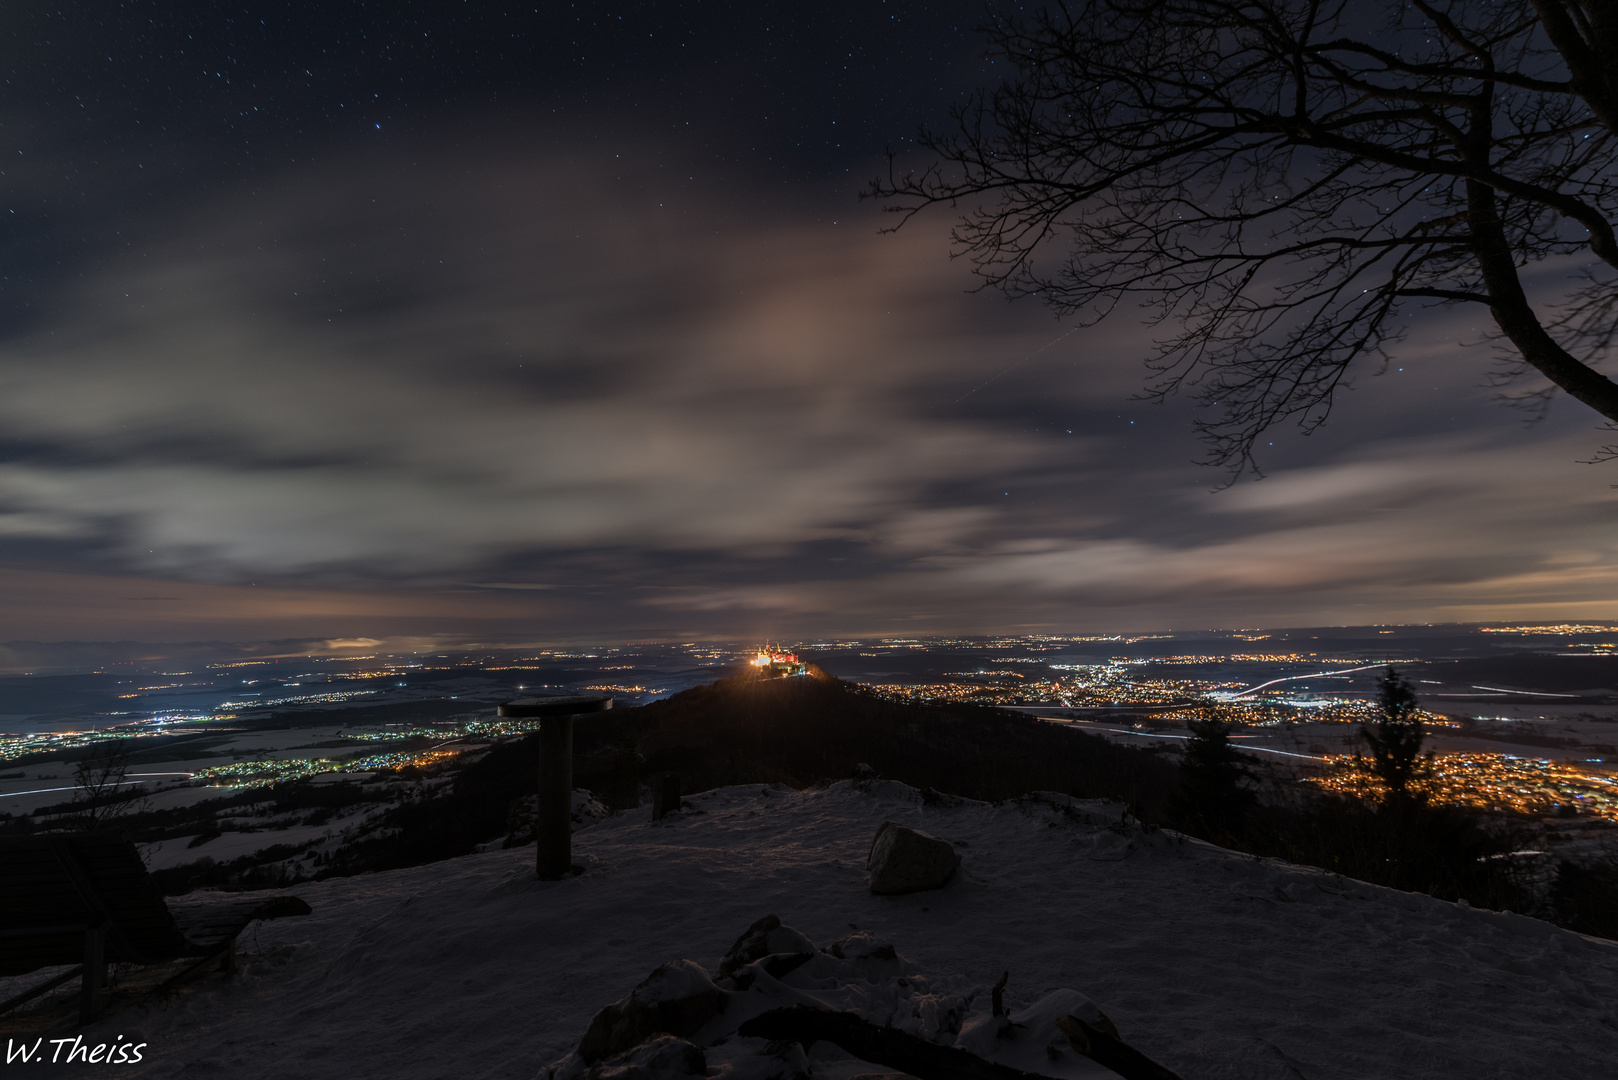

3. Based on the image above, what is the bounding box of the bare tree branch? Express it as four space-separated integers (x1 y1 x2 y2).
867 0 1618 475
70 740 149 830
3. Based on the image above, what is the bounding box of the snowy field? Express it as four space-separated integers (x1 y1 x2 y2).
9 780 1618 1079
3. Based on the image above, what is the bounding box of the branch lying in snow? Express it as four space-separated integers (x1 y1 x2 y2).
737 1005 1183 1080
737 1007 1052 1080
1054 1015 1182 1080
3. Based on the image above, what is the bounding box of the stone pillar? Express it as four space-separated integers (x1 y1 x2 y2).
497 693 613 881
536 715 574 878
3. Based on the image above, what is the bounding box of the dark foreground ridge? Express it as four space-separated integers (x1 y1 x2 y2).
37 665 1614 940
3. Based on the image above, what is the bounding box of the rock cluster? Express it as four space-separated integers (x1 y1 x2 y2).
545 915 1149 1080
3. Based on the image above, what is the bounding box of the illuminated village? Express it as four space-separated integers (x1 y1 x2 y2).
7 631 1615 830
3 628 1617 1077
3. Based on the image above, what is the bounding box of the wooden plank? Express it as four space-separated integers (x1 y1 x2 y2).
0 925 92 939
0 965 84 1017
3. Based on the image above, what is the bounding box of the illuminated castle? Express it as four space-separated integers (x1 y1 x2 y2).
750 645 807 678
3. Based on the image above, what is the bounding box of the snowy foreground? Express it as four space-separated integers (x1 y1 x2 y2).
35 781 1618 1078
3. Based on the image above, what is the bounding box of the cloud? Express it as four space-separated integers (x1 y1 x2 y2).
1 128 1616 639
0 140 1063 585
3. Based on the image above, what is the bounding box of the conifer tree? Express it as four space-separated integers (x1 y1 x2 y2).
1361 667 1430 803
1174 716 1255 842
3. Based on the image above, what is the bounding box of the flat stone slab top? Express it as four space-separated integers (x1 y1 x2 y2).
498 694 615 718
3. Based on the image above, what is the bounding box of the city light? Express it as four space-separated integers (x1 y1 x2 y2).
1308 752 1618 821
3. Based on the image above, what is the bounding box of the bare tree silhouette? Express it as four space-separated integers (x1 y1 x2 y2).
70 740 149 830
870 1 1618 476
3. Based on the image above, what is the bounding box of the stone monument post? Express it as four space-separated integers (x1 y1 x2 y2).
497 693 613 879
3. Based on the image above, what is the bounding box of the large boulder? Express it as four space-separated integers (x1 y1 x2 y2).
577 960 727 1063
866 821 961 895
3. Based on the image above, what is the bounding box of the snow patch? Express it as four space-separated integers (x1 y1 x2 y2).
21 778 1615 1080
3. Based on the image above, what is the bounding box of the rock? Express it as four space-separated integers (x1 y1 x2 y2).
737 1038 810 1080
821 930 898 963
818 931 904 983
583 1035 707 1080
851 763 877 780
716 914 817 979
918 786 969 807
955 987 1119 1062
577 960 727 1063
866 821 960 895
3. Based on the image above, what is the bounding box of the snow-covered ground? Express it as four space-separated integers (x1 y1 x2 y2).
11 780 1618 1078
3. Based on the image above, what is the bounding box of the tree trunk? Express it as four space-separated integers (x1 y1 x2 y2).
1467 177 1618 423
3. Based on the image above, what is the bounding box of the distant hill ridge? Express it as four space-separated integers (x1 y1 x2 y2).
306 666 1180 881
572 664 1178 809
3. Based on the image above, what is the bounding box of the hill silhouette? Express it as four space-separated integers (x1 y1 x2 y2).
576 665 1179 807
130 667 1617 940
301 666 1181 881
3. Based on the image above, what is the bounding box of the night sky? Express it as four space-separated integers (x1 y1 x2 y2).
2 0 1616 647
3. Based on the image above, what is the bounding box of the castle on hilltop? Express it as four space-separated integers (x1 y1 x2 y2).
750 646 807 678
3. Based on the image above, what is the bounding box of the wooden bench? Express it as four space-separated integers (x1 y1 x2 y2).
0 831 311 1024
